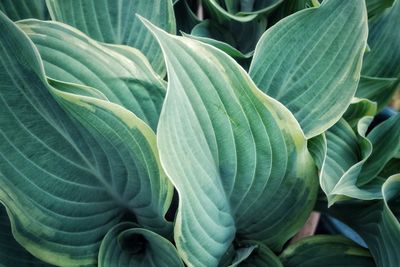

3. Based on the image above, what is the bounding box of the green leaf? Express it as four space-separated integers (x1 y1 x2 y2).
362 0 400 78
0 204 52 267
46 0 176 75
355 76 399 110
0 0 49 21
329 174 400 267
379 158 400 178
17 19 166 131
249 0 368 138
0 12 172 266
142 19 318 267
366 0 395 19
280 235 376 267
174 0 200 34
98 223 184 267
318 118 383 205
343 98 377 130
202 0 284 22
187 20 254 59
233 241 283 267
358 113 400 184
268 0 311 25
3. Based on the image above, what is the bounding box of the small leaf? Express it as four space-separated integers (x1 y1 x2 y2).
366 0 395 19
355 76 399 111
46 0 176 75
0 204 52 266
0 0 49 21
362 0 400 78
358 113 400 184
280 235 376 267
98 223 184 267
343 98 377 130
329 174 400 267
249 0 368 138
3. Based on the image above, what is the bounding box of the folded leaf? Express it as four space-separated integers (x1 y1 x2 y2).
232 241 283 267
318 118 382 205
0 0 49 21
46 0 176 75
366 0 395 19
358 113 400 184
362 0 400 78
0 12 172 266
202 0 284 22
142 19 318 267
249 0 368 138
98 223 184 267
343 98 377 131
0 205 52 267
280 235 376 267
329 174 400 267
355 76 399 111
18 19 166 131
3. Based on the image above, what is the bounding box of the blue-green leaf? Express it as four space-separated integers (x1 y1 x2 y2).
18 19 166 131
142 19 318 267
250 0 368 138
98 223 184 267
46 0 176 75
0 12 172 266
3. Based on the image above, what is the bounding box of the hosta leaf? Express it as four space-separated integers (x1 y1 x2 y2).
343 98 377 130
174 0 200 33
355 76 399 110
362 0 400 78
188 20 253 59
232 241 283 267
268 0 311 25
358 113 400 184
329 174 400 267
318 118 381 205
202 0 284 22
0 0 49 21
142 19 318 267
46 0 176 75
366 0 395 19
0 12 172 266
0 204 52 267
379 158 400 178
249 0 368 138
17 19 166 131
280 235 376 267
98 223 184 267
317 112 400 204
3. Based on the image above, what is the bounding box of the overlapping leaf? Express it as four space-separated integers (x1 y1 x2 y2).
329 175 400 267
280 235 376 267
0 12 172 266
202 0 284 22
0 205 52 267
343 98 377 130
142 19 318 267
18 19 166 131
366 0 396 19
314 112 400 205
250 0 368 138
0 0 49 21
355 76 399 110
46 0 176 75
98 223 184 267
362 0 400 78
